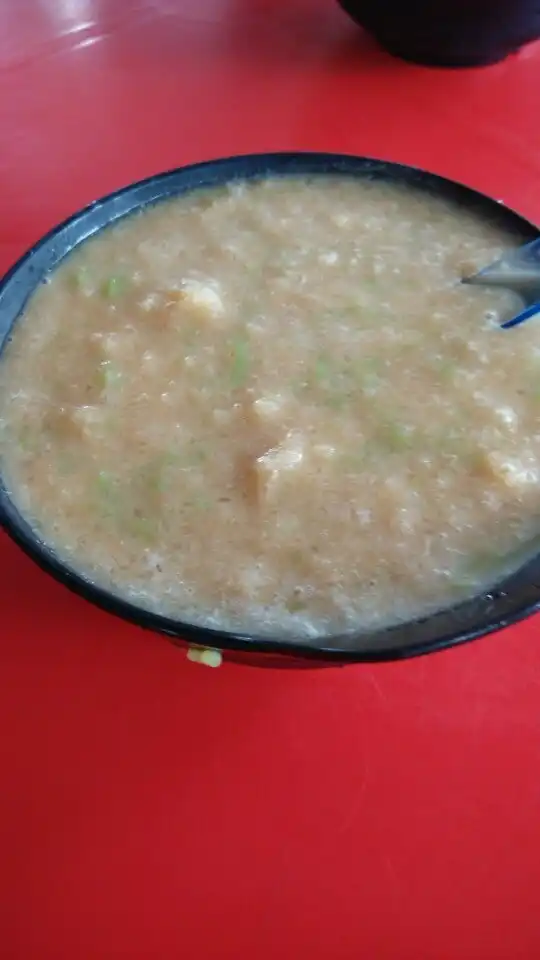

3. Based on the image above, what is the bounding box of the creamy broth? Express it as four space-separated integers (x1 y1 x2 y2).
0 176 538 641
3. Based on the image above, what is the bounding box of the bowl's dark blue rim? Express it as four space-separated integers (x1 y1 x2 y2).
1 150 540 664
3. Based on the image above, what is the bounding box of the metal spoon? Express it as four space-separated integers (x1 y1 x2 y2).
462 237 540 328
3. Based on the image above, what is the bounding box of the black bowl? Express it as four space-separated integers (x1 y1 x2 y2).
337 0 540 68
1 152 540 667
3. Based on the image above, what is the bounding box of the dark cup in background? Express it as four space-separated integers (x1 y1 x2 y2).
338 0 540 67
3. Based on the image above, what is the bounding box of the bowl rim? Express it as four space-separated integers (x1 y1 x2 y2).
1 150 540 664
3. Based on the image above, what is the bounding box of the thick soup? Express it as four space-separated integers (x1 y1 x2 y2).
0 176 537 641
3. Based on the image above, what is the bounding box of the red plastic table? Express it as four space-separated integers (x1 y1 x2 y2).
1 3 540 958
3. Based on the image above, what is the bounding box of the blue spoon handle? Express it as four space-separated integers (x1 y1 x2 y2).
517 238 540 264
501 301 540 329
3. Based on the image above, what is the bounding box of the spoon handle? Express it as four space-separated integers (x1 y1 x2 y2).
515 238 540 264
501 301 540 329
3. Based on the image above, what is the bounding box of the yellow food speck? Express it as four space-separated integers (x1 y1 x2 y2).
186 646 223 667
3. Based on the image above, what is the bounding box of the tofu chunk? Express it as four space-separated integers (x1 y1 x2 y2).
493 406 518 431
71 404 107 438
176 279 225 321
254 431 305 500
139 293 162 312
258 431 304 473
318 251 339 265
485 452 539 490
96 332 124 361
312 443 337 461
237 431 305 507
252 394 287 424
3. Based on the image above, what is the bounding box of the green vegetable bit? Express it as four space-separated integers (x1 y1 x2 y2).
171 446 207 471
342 449 367 471
72 265 92 294
97 469 116 498
230 335 250 388
102 275 128 299
142 448 207 495
436 358 456 381
312 355 349 407
312 355 381 407
186 493 211 510
450 552 497 591
96 469 158 541
143 462 167 495
356 357 381 389
314 357 331 383
325 392 348 410
96 470 122 518
99 362 123 390
189 447 207 467
127 515 155 541
382 422 413 452
18 428 37 454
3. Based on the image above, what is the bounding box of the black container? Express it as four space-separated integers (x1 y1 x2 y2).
1 153 539 667
338 0 540 67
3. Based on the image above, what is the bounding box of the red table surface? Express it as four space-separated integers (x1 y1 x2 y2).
1 2 540 958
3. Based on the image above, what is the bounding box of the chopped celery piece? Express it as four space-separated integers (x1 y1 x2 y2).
102 275 127 299
175 446 207 470
313 356 350 407
315 357 331 382
145 448 206 487
160 450 183 468
231 335 249 388
99 362 122 390
141 449 209 498
358 357 379 375
98 470 114 493
342 450 366 471
128 515 155 541
97 471 155 539
382 423 413 452
105 366 122 388
356 358 380 388
187 493 211 510
186 445 207 465
97 470 121 516
325 392 347 410
143 452 182 493
436 358 455 381
312 356 381 406
144 463 165 494
72 265 92 293
182 494 211 512
451 553 497 591
19 429 36 453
